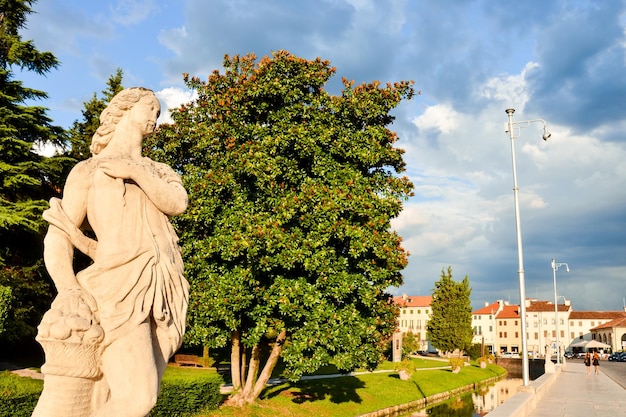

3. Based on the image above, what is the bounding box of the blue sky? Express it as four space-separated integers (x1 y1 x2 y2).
22 0 626 311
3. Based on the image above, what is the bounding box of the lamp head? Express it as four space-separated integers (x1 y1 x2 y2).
565 265 570 273
542 128 552 141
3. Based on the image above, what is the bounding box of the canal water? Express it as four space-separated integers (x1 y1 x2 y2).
398 378 522 416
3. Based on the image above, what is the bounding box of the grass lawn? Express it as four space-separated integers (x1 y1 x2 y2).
194 359 506 417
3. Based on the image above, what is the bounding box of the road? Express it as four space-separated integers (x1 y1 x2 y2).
566 358 626 389
598 359 626 389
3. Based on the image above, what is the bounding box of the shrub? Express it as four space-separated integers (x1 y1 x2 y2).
151 371 224 417
448 358 465 372
0 371 43 417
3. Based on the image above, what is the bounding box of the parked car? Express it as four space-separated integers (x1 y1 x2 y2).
500 352 520 358
564 352 574 359
608 352 622 361
575 352 586 359
617 352 626 362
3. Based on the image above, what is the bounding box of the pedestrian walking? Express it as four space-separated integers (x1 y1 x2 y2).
593 351 600 375
584 352 591 375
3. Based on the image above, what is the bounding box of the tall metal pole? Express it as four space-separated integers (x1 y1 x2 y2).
552 258 560 365
506 108 530 386
551 259 569 365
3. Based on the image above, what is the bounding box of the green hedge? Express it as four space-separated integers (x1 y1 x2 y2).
0 371 43 417
152 371 224 416
0 368 223 417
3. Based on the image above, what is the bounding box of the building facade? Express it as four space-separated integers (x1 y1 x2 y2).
393 294 433 352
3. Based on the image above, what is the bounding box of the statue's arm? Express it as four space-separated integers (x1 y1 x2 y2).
98 159 188 216
43 163 91 291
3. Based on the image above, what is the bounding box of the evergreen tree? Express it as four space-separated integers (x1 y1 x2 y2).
427 266 473 356
66 68 124 161
147 51 415 405
0 0 68 344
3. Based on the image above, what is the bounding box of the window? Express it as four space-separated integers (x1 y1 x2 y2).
515 320 518 326
503 320 507 326
579 321 582 327
570 321 574 327
504 332 507 338
534 332 539 340
560 319 564 325
560 330 564 337
489 326 493 332
489 315 492 320
499 332 503 338
410 310 413 315
551 318 555 325
543 319 547 325
418 310 421 314
571 332 574 339
591 321 595 326
515 332 518 338
534 322 538 328
498 320 502 326
544 330 548 337
552 331 556 338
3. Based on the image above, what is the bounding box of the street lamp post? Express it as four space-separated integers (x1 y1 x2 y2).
551 258 569 365
505 108 551 386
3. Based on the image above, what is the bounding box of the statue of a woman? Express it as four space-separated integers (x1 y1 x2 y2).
34 87 189 417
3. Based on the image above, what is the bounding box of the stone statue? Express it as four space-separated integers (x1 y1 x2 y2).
33 88 189 417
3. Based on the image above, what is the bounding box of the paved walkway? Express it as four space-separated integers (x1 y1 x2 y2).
529 362 626 417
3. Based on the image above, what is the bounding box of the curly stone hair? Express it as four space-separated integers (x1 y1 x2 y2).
90 87 158 155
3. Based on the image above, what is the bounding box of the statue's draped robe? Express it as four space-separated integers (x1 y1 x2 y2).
48 158 189 358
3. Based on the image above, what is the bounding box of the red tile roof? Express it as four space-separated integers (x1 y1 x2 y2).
591 316 626 330
473 301 501 315
569 311 626 320
525 300 570 312
392 295 432 308
497 305 520 319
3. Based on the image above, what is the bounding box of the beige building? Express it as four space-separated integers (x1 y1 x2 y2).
496 304 522 355
393 294 433 351
591 316 626 352
571 311 626 352
472 301 505 354
525 299 572 357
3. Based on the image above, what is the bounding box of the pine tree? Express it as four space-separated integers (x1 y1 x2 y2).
427 266 473 356
0 0 68 344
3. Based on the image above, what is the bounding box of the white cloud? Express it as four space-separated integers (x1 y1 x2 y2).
411 104 461 135
155 87 197 124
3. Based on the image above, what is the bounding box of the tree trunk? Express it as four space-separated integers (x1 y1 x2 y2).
230 330 242 390
226 329 288 406
249 329 287 401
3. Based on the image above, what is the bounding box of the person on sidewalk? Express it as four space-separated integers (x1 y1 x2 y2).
592 351 600 375
584 352 591 375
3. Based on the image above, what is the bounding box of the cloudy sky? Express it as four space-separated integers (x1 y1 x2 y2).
21 0 626 311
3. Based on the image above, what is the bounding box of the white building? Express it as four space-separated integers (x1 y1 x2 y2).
393 294 433 351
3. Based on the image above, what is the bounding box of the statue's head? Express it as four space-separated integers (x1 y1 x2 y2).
90 87 159 155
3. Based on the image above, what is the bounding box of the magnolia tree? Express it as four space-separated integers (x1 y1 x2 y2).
148 51 415 405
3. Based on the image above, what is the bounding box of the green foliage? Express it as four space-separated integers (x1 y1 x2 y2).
448 357 465 371
427 267 473 355
466 343 483 360
0 0 70 345
152 370 224 416
0 285 11 334
147 49 415 391
65 68 124 161
402 331 421 359
0 371 43 417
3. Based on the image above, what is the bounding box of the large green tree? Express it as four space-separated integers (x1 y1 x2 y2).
148 51 415 405
0 0 69 344
426 266 473 356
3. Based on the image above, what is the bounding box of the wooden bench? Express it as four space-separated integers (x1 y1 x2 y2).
174 354 203 367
